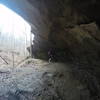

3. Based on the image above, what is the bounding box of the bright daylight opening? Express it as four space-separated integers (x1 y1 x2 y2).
0 4 33 66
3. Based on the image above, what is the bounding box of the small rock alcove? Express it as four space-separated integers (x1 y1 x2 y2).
0 1 100 100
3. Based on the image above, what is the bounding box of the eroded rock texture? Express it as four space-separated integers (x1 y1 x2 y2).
26 0 100 62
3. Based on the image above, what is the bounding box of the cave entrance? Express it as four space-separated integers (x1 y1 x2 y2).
0 4 33 67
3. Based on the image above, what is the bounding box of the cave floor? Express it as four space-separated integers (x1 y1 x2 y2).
0 58 95 100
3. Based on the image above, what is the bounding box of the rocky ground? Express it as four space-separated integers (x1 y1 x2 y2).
0 58 99 100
